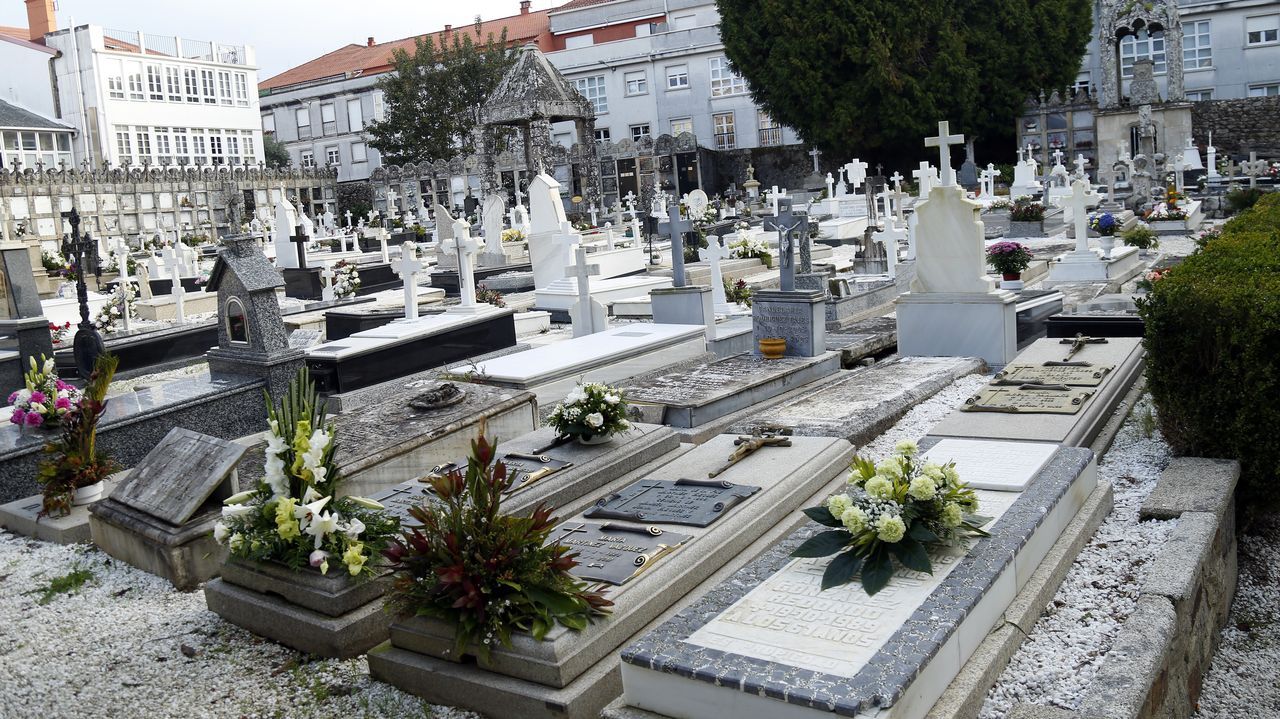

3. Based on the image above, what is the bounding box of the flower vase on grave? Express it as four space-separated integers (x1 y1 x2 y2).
758 337 787 360
578 434 613 446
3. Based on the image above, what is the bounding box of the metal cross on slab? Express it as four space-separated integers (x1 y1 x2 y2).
1054 333 1109 364
924 121 964 187
763 201 804 292
708 429 794 478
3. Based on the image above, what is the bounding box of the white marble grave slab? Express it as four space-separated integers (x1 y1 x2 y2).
685 489 1020 677
923 438 1059 491
351 305 506 340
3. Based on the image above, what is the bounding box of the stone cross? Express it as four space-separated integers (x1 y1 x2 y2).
1171 155 1188 194
513 184 525 208
566 244 603 337
924 120 964 187
344 210 353 228
589 203 598 226
385 189 399 221
1052 149 1065 168
159 245 186 324
980 163 1001 197
443 219 483 309
763 200 804 292
1073 154 1089 181
1223 159 1240 187
914 161 935 199
1206 132 1219 179
1243 152 1267 189
766 186 788 217
136 262 153 300
603 222 615 251
890 171 904 192
113 243 132 286
808 147 822 173
825 172 835 198
319 261 335 302
843 159 869 191
391 241 424 320
623 191 638 219
702 233 732 308
666 204 693 288
1067 178 1101 257
376 227 390 263
289 222 309 269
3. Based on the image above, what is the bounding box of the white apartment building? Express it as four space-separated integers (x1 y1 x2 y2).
44 24 264 170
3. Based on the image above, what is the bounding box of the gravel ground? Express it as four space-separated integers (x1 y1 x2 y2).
1194 513 1280 718
980 392 1177 717
0 365 988 719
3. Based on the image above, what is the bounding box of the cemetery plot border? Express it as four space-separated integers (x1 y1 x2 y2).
617 447 1096 719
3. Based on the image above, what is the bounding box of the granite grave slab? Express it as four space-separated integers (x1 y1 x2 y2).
367 433 858 719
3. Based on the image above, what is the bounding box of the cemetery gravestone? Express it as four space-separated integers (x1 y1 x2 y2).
89 427 245 590
754 199 826 357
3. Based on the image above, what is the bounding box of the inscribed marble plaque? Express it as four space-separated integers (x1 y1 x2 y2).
686 489 1019 676
993 363 1115 387
924 439 1058 491
584 478 761 527
961 386 1094 414
113 428 245 525
549 521 691 586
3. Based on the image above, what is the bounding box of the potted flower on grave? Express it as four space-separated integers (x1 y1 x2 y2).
381 430 613 660
791 441 991 596
93 282 138 335
213 368 397 580
8 354 82 430
1122 224 1160 256
547 382 632 445
332 260 361 299
1007 198 1045 237
34 353 118 516
985 241 1033 291
1089 212 1119 256
500 228 527 244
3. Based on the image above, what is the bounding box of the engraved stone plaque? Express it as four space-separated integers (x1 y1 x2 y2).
113 428 245 525
548 521 692 586
583 478 761 527
368 482 439 528
961 386 1094 414
993 363 1115 387
422 453 574 495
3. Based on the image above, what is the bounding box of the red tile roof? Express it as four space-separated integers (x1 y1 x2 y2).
549 0 618 12
259 8 555 92
0 25 29 41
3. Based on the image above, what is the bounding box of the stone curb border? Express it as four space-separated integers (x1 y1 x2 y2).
1009 456 1241 719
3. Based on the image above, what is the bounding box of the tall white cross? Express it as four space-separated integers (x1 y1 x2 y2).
890 171 904 193
1068 179 1100 256
385 189 399 221
980 163 1001 197
808 148 822 173
566 245 603 337
319 261 336 302
344 210 353 228
376 227 390 263
923 121 964 187
622 191 638 219
913 161 935 199
159 245 186 324
824 172 835 198
589 203 598 226
441 219 483 309
702 234 732 309
113 243 132 286
391 241 424 320
513 184 525 208
766 186 787 217
843 159 869 191
1171 155 1189 194
1051 149 1065 168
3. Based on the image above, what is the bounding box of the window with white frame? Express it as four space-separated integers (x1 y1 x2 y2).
127 63 144 100
227 134 240 164
593 127 611 143
670 118 693 136
326 147 340 166
1120 29 1166 77
165 66 181 101
630 124 651 141
1186 89 1213 101
565 34 593 50
234 73 249 106
624 70 647 96
184 68 199 102
115 127 132 162
210 133 224 164
575 76 608 114
347 99 363 131
710 57 747 96
1074 73 1091 94
192 130 207 165
1183 21 1212 68
296 107 311 138
321 103 337 135
713 112 736 150
373 91 385 121
155 127 172 164
1246 15 1279 45
218 71 233 105
666 64 689 90
106 59 124 99
352 141 368 162
201 69 216 104
263 114 275 134
147 65 163 100
300 150 315 168
1248 82 1280 96
135 127 152 161
757 110 782 146
241 131 256 163
173 128 189 159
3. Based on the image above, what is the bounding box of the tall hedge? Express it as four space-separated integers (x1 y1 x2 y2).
1138 193 1280 506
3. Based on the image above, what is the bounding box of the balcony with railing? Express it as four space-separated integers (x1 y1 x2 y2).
102 28 251 66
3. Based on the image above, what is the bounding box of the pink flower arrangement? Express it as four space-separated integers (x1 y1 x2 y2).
7 355 82 429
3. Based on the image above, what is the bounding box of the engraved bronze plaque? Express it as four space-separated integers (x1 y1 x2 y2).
583 478 762 527
961 386 1095 414
993 363 1115 387
368 482 439 528
419 453 574 495
548 521 691 586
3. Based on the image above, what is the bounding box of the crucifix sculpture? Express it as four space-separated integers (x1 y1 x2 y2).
60 209 105 377
924 120 964 187
708 429 793 478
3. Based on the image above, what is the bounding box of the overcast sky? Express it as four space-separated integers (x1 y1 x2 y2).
0 0 560 80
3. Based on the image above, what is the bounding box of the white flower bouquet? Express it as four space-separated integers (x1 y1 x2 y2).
214 369 397 578
792 441 991 595
332 260 361 299
547 382 632 442
729 236 773 268
92 282 137 334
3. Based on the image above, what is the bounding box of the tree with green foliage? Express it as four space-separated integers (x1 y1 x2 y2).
715 0 1091 166
365 20 516 165
262 134 291 169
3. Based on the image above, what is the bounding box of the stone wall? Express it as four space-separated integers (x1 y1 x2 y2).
1010 457 1241 719
706 145 813 196
1191 97 1280 158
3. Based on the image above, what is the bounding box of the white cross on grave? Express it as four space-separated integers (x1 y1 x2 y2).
844 159 869 191
603 222 616 250
890 171 904 192
888 184 909 225
1052 149 1065 168
1067 178 1101 257
701 234 733 311
765 186 787 217
513 184 525 208
320 261 336 302
113 243 132 286
385 189 399 220
623 191 638 219
1243 152 1267 189
1073 154 1090 180
924 120 964 187
159 245 186 324
344 210 353 228
913 161 935 199
824 172 835 198
391 241 424 320
566 245 606 337
589 203 598 226
439 219 483 310
376 227 390 263
981 163 1001 197
808 147 822 173
1171 155 1189 193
